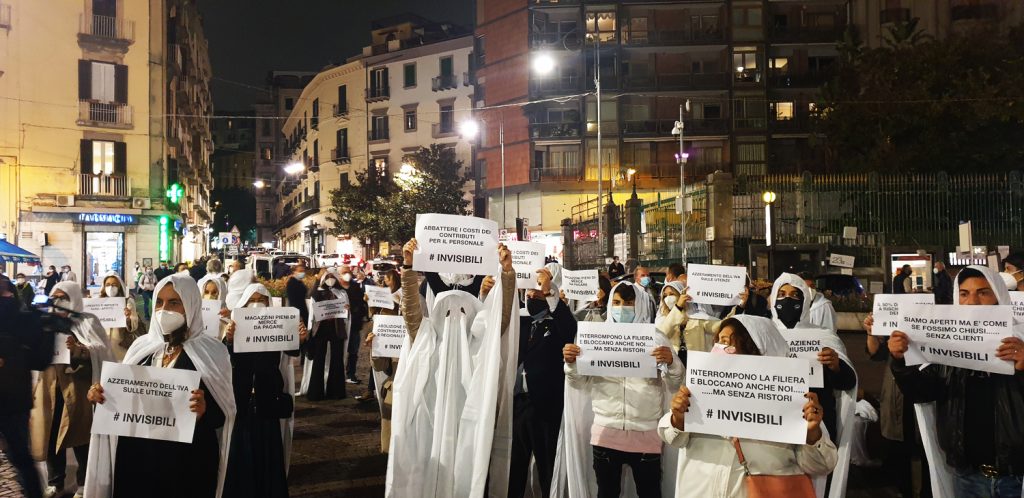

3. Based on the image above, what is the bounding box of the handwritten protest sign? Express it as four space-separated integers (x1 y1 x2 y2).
575 322 659 378
364 285 395 310
783 329 843 389
371 315 407 358
91 361 200 443
231 307 300 353
686 264 747 306
311 299 349 321
1009 291 1024 320
82 297 127 329
685 351 810 445
52 333 70 365
900 303 1015 374
562 269 600 301
414 213 499 276
200 300 221 338
507 241 547 289
871 294 935 336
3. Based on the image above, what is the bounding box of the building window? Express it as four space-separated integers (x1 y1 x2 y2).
370 67 389 96
336 129 348 156
703 103 722 120
404 63 417 88
79 60 127 103
92 140 115 175
263 209 270 222
262 146 272 160
313 139 319 166
769 57 789 74
336 85 348 114
474 35 486 66
371 115 389 141
733 47 761 82
585 11 616 43
373 157 388 175
340 172 349 187
311 98 319 129
439 105 454 133
734 99 766 128
262 119 271 136
404 109 417 132
439 56 454 77
733 6 763 26
774 102 794 120
285 98 294 110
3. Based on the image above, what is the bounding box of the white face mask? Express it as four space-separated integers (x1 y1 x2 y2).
663 295 678 309
294 272 306 280
105 285 120 297
248 302 267 308
16 278 25 285
153 310 186 337
340 273 352 283
324 278 337 287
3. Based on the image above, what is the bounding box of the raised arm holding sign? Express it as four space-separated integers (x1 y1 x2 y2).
562 269 599 301
230 307 301 353
82 297 128 329
413 213 499 276
686 264 747 307
507 241 547 289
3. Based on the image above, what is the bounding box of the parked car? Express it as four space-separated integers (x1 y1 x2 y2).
315 253 343 267
249 253 311 280
813 274 865 297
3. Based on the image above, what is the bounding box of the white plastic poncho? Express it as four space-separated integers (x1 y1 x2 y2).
84 274 236 498
49 281 115 384
233 282 296 475
386 273 519 498
554 281 680 498
807 289 838 333
224 269 256 310
198 273 229 306
769 273 857 498
913 265 1023 498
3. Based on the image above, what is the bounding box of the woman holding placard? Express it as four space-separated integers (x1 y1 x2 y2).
222 283 305 498
32 282 113 498
574 274 613 323
307 271 350 401
362 269 402 448
84 273 232 498
97 273 142 361
658 314 838 498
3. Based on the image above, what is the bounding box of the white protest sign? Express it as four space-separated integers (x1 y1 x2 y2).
231 307 300 353
783 329 841 389
364 285 395 310
82 297 127 329
371 315 407 358
900 304 1015 375
507 241 547 289
829 254 855 269
686 264 747 306
575 322 659 378
413 213 499 276
871 294 935 336
311 299 349 321
685 351 810 445
200 300 221 338
562 269 599 301
1010 292 1024 320
52 333 71 365
271 297 283 307
91 361 200 444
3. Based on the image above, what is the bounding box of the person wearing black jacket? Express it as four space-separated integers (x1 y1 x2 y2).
727 277 772 319
509 268 577 498
43 265 60 296
0 276 51 498
888 266 1024 495
285 263 310 324
608 256 625 280
932 261 954 305
337 265 367 384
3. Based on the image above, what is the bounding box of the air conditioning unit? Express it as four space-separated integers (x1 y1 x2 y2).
56 195 75 207
36 232 48 246
132 197 152 209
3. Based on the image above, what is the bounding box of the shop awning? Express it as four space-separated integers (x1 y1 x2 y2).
0 238 41 264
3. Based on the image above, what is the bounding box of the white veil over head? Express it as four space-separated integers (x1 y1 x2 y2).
225 269 256 309
605 281 655 324
198 273 229 306
50 281 114 381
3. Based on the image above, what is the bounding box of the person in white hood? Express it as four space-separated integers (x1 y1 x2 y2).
562 282 683 498
84 273 235 498
97 272 142 361
798 272 838 333
658 314 838 498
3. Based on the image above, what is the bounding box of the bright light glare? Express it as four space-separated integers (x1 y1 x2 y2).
458 120 480 139
253 180 266 189
284 162 304 175
532 52 556 75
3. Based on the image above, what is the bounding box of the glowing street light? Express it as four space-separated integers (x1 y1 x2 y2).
458 119 480 140
283 162 305 175
532 52 556 76
253 179 266 189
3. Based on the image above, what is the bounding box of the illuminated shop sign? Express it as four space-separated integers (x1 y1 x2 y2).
77 213 137 224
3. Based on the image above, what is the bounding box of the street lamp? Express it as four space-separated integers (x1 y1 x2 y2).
460 115 506 231
283 161 305 175
253 180 266 189
532 52 556 76
671 99 691 264
763 191 777 279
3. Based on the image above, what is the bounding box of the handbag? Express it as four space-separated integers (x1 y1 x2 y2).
731 438 816 498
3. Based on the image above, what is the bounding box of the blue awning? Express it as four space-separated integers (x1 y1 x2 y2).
0 238 41 264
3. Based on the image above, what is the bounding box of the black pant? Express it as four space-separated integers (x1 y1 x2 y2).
345 317 364 380
46 388 88 488
0 411 43 498
592 445 661 498
308 325 346 401
508 395 562 498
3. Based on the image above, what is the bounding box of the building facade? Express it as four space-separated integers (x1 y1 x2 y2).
0 0 213 285
473 0 1022 239
211 110 256 191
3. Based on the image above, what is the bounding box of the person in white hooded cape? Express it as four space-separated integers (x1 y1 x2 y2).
84 274 236 498
768 273 857 498
885 265 1024 498
96 272 142 362
386 239 519 498
555 281 682 498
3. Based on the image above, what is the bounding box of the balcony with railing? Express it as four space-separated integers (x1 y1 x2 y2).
431 74 458 91
734 68 763 85
78 13 135 46
622 118 729 137
79 174 130 197
0 3 11 30
368 128 389 142
331 147 350 164
531 28 581 50
623 72 729 92
530 163 583 182
431 122 458 139
768 70 831 88
365 86 390 102
530 75 580 95
622 27 725 47
77 101 133 129
769 25 845 44
769 115 812 134
333 103 349 118
279 197 320 230
530 121 582 140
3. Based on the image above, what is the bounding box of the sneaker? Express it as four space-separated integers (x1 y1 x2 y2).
43 486 63 498
345 377 359 384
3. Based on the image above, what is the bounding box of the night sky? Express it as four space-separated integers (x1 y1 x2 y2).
198 0 475 111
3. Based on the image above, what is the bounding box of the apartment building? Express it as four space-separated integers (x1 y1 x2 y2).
211 110 255 191
0 0 213 282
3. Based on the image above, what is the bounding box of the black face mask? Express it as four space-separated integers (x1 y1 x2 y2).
526 299 549 321
775 297 802 329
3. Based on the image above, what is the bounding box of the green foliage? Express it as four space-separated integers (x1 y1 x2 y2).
816 23 1024 173
326 144 470 246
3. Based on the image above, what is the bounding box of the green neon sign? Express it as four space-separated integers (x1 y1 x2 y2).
166 183 184 204
159 215 170 262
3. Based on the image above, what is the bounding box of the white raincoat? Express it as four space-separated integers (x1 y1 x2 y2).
84 273 236 498
49 281 115 378
769 273 857 498
386 271 519 498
